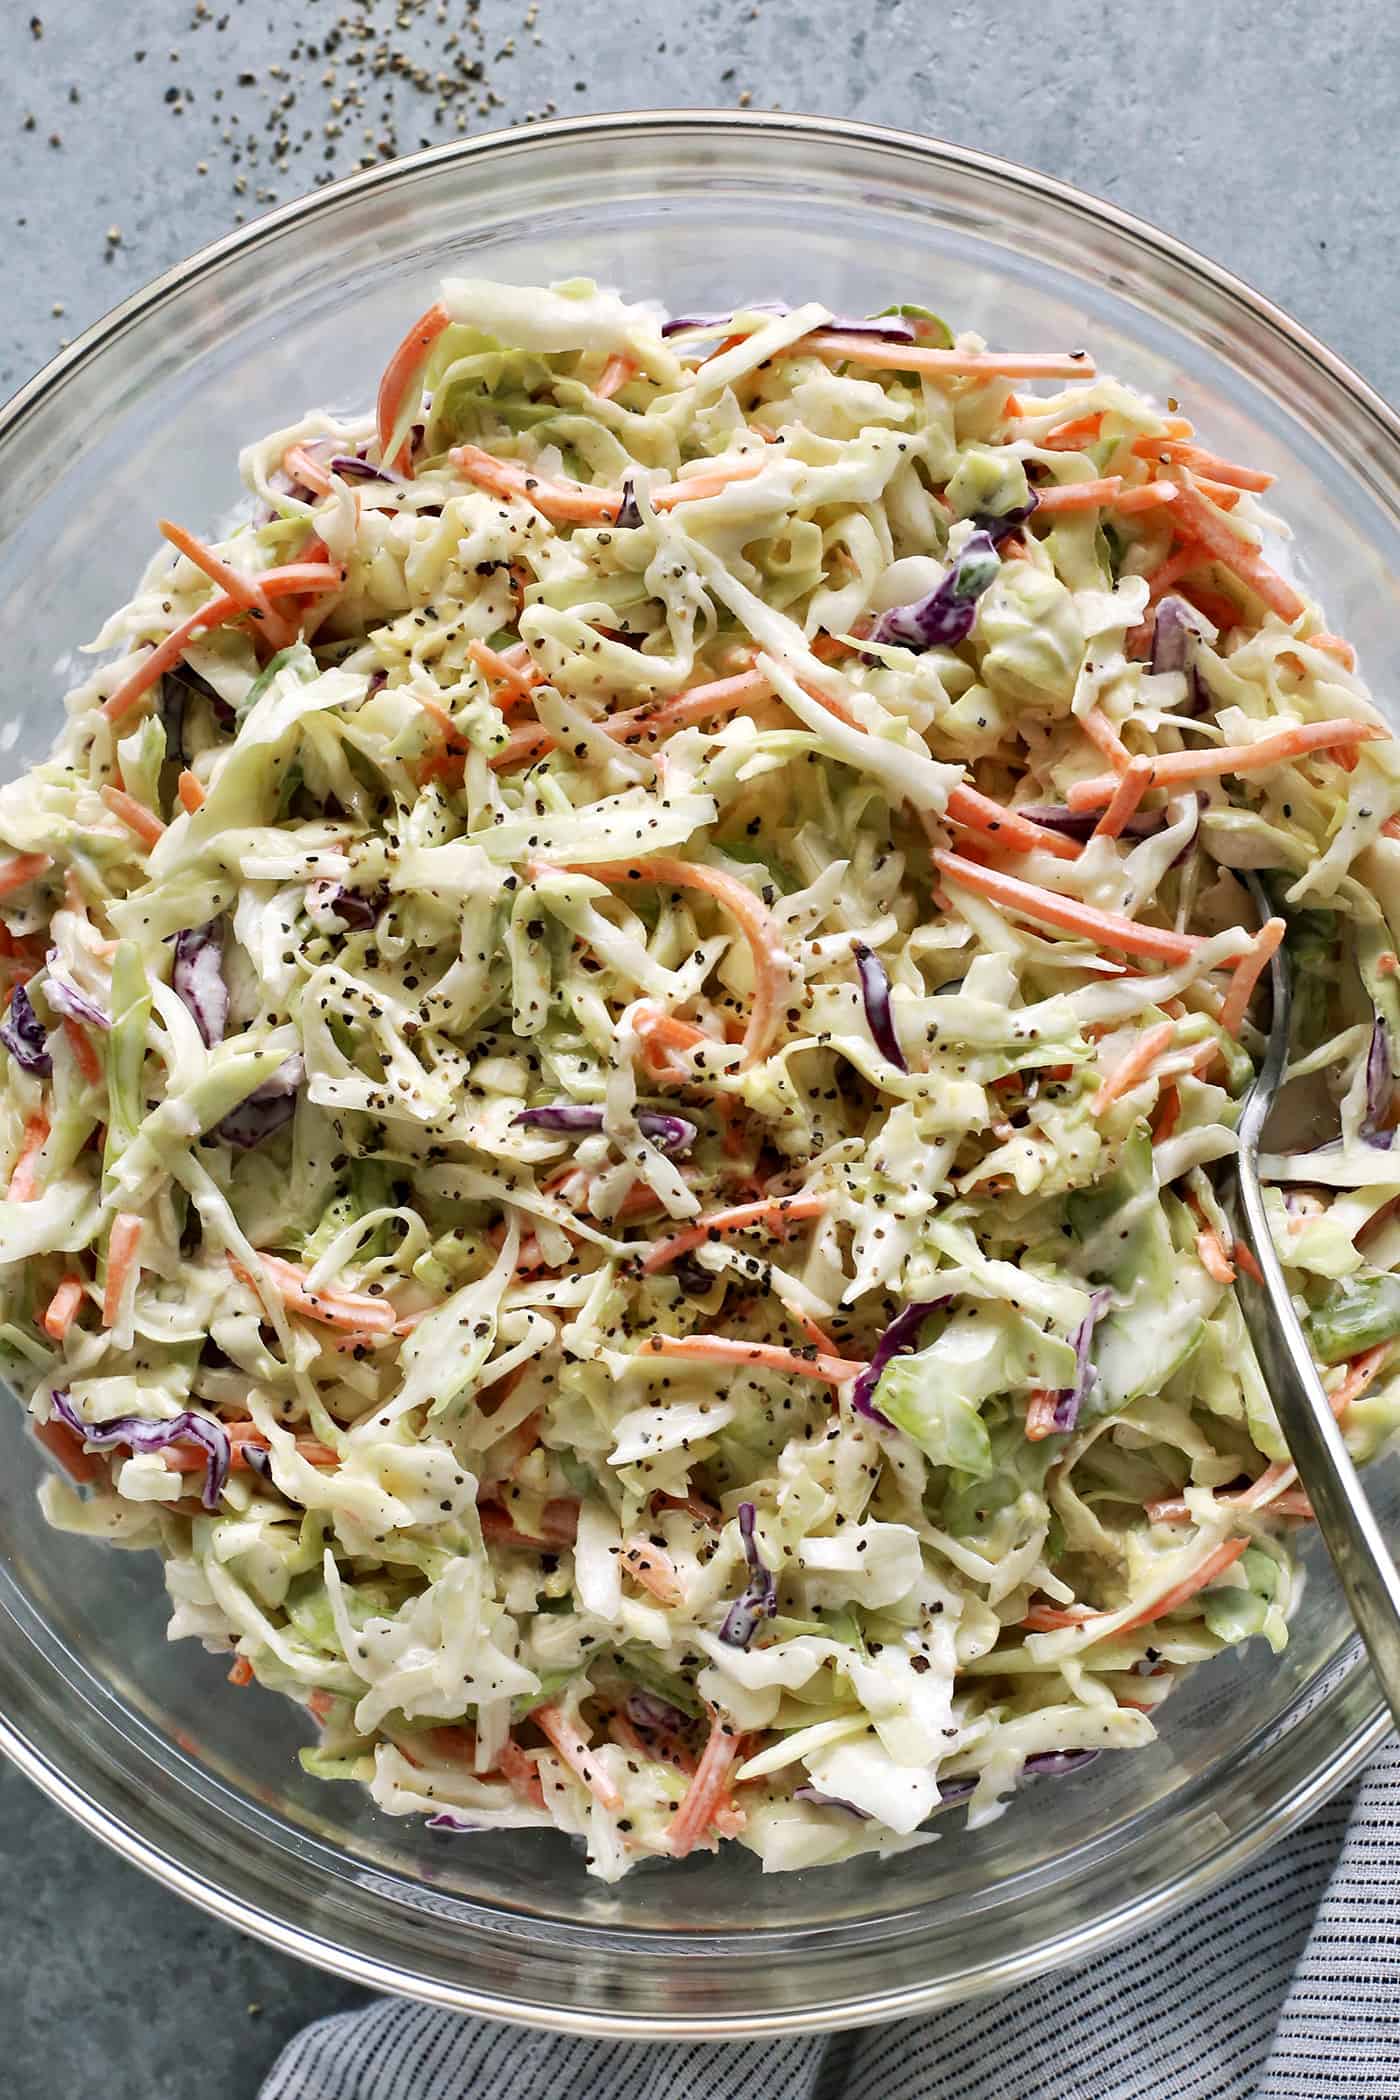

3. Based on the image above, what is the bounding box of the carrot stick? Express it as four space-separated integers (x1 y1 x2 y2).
533 1705 623 1812
607 668 773 746
1195 1227 1237 1285
0 852 51 898
61 1017 102 1085
159 518 295 649
622 1537 684 1605
1040 413 1103 449
1195 478 1242 512
639 1333 865 1386
801 333 1096 380
488 723 556 773
1165 478 1303 622
933 848 1205 963
945 783 1081 861
159 1432 338 1474
376 300 450 475
1114 1537 1249 1634
1305 632 1357 672
666 1711 748 1858
633 1006 728 1081
100 786 166 849
231 1251 396 1333
227 1655 255 1686
1219 917 1287 1037
1079 708 1133 772
497 1736 547 1809
642 1194 828 1274
1024 1390 1062 1441
1091 1018 1176 1114
1143 542 1208 604
567 856 788 1066
1092 754 1153 840
8 1114 50 1203
452 443 623 525
176 770 206 814
42 1275 85 1340
1131 437 1275 492
1114 481 1179 514
1066 719 1386 813
283 444 336 498
468 638 543 701
102 1212 143 1326
101 563 344 725
1033 477 1123 513
32 1415 100 1483
650 459 766 509
593 353 636 400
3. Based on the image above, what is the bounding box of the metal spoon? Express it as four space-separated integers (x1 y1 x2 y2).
1231 870 1400 1731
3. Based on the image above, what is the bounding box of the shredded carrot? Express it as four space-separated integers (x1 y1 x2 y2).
1114 481 1179 514
666 1712 748 1858
1165 478 1304 622
100 785 166 848
650 458 766 509
1115 1538 1250 1634
1329 1343 1393 1414
32 1415 100 1483
1233 1241 1265 1285
102 1212 143 1326
487 722 555 773
1024 1390 1062 1441
1151 1083 1181 1142
231 1251 396 1333
101 562 344 726
639 1333 865 1386
945 782 1081 862
802 333 1096 380
497 1735 547 1809
1033 477 1122 513
0 852 51 899
642 1193 828 1274
1131 437 1275 492
8 1113 50 1203
282 443 336 498
1142 542 1208 605
1195 1227 1237 1286
1219 916 1286 1037
533 1704 623 1812
159 518 294 648
1306 631 1358 672
1079 708 1133 772
1066 719 1385 814
376 300 450 475
1091 1018 1176 1114
608 667 771 747
452 442 623 525
933 849 1206 963
55 1019 101 1090
622 1537 684 1606
467 638 543 704
593 353 636 400
176 769 206 814
569 856 788 1066
1040 413 1103 449
1195 477 1242 512
1093 754 1154 841
42 1275 85 1341
227 1656 255 1687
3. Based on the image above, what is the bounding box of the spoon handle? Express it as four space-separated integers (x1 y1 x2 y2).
1235 1152 1400 1734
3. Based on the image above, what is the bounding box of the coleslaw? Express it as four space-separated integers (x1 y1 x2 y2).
4 277 1400 1878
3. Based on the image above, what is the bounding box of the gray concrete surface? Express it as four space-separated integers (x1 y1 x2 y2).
0 2 1396 2093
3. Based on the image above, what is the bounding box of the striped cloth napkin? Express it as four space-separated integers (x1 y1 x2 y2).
261 1737 1399 2100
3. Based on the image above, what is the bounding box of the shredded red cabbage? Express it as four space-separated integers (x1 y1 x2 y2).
1024 1748 1100 1777
868 532 1000 650
719 1500 778 1647
972 490 1040 543
624 1687 691 1736
1149 594 1200 676
212 1054 303 1150
614 475 642 530
792 1786 871 1818
1016 803 1165 844
850 1299 947 1424
330 455 402 486
0 983 52 1076
329 886 388 932
41 957 110 1032
513 1105 695 1155
173 922 229 1049
427 1811 486 1833
854 943 907 1072
49 1390 230 1509
1050 1288 1113 1433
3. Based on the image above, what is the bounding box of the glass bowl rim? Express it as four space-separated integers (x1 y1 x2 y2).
0 106 1393 2035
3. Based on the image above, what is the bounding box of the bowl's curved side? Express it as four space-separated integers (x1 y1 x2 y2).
0 110 1396 2034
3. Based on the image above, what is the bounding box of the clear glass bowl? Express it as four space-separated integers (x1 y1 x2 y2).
1 111 1397 2038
